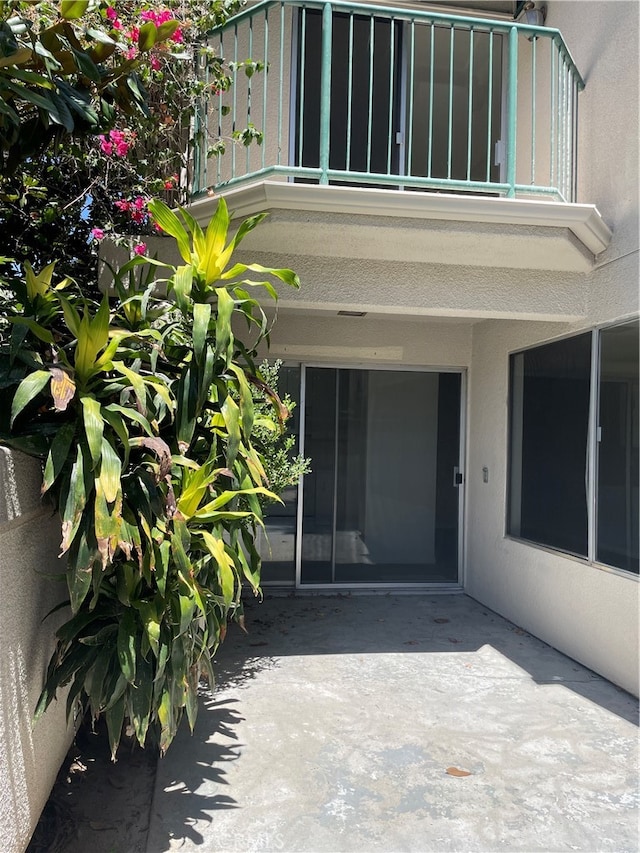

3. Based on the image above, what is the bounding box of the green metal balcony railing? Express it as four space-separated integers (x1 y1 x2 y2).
193 1 585 202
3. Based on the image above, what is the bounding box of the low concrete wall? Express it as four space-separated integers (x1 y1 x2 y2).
0 449 73 853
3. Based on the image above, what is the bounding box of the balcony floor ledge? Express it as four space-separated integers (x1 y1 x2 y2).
190 181 612 273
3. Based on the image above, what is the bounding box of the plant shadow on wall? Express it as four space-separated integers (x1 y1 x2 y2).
0 197 300 758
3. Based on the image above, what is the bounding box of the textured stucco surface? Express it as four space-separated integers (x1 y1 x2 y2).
235 249 589 321
257 313 474 367
0 450 73 853
549 1 640 262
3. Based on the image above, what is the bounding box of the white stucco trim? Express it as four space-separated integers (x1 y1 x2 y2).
191 181 613 259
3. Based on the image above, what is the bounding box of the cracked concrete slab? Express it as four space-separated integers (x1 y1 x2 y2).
147 594 638 853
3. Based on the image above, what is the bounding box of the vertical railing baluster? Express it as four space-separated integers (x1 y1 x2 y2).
531 33 536 186
278 1 284 165
298 6 306 169
550 40 556 192
564 62 573 201
447 25 454 179
428 22 434 177
505 25 518 197
466 27 474 181
485 29 493 184
387 17 395 175
262 7 268 172
319 2 333 184
560 58 566 200
246 14 253 174
567 70 572 201
346 14 354 170
571 80 579 202
407 19 415 178
217 31 223 186
367 16 374 173
231 24 238 180
193 49 204 193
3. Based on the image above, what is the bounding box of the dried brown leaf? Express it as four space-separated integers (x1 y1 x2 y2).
446 766 472 777
49 367 76 411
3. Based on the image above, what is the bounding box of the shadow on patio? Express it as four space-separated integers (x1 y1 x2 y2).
148 593 639 853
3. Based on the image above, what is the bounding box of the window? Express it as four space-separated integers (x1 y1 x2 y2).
295 11 503 185
597 321 639 573
508 333 592 557
508 320 639 575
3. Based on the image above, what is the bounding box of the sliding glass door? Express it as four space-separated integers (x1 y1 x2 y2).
300 367 462 586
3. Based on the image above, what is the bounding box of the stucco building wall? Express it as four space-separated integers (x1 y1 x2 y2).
465 319 639 697
0 450 73 853
464 0 639 697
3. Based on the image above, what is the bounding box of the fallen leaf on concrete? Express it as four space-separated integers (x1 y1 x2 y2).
448 638 461 644
446 767 472 777
434 618 450 624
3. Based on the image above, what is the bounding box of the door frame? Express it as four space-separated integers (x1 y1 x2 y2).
294 362 467 590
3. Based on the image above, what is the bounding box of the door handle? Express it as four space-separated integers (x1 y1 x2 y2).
453 467 463 487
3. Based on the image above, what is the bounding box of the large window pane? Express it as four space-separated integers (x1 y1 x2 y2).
508 333 592 556
597 320 639 573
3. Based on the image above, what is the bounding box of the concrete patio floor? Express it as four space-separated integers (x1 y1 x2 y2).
147 594 639 853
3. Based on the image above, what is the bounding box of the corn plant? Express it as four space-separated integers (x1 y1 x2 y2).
0 198 299 756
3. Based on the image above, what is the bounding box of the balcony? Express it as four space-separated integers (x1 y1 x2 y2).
190 1 611 272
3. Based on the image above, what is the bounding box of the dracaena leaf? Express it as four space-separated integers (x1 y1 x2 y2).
148 199 190 263
42 422 75 495
10 370 51 426
81 396 103 467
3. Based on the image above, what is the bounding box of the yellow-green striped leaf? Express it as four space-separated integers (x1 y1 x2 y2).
81 396 103 466
98 437 122 504
148 200 191 263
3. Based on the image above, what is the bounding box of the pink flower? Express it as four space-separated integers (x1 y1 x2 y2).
114 199 131 212
128 26 140 41
106 6 118 21
171 27 183 43
125 46 137 60
115 141 130 156
91 227 105 241
140 9 173 25
134 243 147 256
98 134 113 156
150 55 161 71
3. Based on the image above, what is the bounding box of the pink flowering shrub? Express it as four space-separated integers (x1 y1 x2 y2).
99 128 135 158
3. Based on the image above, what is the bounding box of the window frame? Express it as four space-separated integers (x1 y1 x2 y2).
506 316 640 580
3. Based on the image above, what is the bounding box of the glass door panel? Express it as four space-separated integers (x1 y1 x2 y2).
301 367 461 585
259 366 303 585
